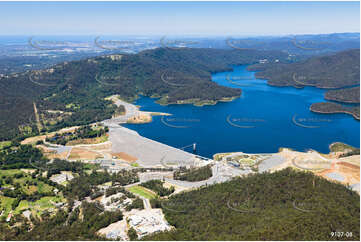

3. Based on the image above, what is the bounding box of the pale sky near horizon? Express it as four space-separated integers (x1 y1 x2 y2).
0 1 359 36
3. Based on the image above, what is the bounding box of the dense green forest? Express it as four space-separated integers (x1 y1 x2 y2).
147 168 360 241
0 144 47 169
249 49 360 89
173 165 212 181
0 201 122 240
310 102 360 120
0 47 289 141
325 86 360 103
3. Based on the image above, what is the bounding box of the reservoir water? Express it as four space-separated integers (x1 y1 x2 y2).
124 65 360 158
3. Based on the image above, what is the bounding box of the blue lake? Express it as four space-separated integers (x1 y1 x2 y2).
124 65 360 158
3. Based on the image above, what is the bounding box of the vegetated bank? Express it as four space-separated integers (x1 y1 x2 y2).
310 102 360 120
173 165 213 182
249 49 360 119
146 168 360 241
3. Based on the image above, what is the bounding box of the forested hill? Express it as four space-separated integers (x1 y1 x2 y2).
0 47 288 141
145 168 360 241
249 49 360 89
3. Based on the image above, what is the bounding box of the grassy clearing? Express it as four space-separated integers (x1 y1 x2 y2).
66 134 108 146
0 169 23 177
83 163 98 170
0 170 53 195
130 162 139 167
0 169 65 217
37 181 53 193
127 185 156 200
0 141 11 150
13 196 65 215
0 196 15 217
330 142 359 153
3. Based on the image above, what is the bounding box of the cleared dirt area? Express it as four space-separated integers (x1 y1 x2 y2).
68 147 104 160
22 135 47 145
37 145 70 160
127 113 152 124
21 126 80 145
317 158 360 185
88 142 112 150
112 152 138 162
127 186 156 200
275 148 360 192
66 134 108 146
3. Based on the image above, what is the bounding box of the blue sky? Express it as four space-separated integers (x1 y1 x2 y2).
0 1 359 36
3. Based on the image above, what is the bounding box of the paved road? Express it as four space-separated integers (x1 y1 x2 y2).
102 97 140 125
143 199 152 210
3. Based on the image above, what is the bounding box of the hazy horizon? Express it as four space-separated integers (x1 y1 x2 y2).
0 1 359 35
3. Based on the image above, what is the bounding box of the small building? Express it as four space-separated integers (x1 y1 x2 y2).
6 213 12 222
259 59 268 64
228 161 240 168
22 210 31 220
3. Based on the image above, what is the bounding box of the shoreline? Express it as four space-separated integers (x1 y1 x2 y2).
309 105 360 121
253 72 360 120
324 96 360 104
106 95 171 124
155 95 241 107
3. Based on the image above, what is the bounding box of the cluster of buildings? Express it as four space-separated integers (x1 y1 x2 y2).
50 172 74 184
127 209 172 238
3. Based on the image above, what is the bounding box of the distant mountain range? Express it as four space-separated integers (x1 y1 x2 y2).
0 33 359 75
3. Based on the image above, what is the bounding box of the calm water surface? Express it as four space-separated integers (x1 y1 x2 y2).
124 65 360 158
